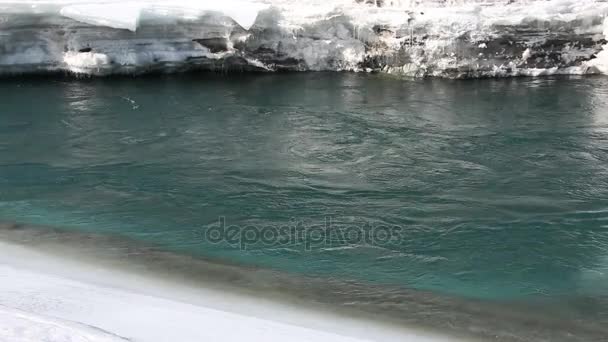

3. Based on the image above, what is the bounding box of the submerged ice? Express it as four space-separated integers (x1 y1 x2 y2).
0 0 607 78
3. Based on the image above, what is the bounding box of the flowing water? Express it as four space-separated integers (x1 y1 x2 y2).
2 74 608 337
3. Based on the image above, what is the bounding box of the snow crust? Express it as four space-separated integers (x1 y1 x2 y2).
0 0 607 78
58 1 269 31
0 307 129 342
59 3 145 32
0 240 459 342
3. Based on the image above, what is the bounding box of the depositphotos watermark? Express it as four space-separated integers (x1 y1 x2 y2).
194 217 404 251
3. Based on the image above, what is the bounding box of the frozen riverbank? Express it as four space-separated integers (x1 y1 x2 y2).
0 222 607 341
0 239 458 342
0 0 607 78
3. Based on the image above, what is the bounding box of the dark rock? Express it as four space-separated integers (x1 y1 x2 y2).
192 38 229 53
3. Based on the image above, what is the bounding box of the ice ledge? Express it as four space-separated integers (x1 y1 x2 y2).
0 0 608 78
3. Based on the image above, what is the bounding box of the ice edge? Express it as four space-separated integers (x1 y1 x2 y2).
0 0 607 78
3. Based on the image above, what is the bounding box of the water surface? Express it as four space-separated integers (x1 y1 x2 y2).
1 74 608 310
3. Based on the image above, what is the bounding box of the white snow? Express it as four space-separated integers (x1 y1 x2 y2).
59 3 145 31
521 48 532 62
63 51 112 73
0 307 129 342
58 1 269 31
0 240 461 342
1 0 268 31
587 18 608 74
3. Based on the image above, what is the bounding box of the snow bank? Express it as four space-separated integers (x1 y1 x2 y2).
0 240 459 342
0 307 129 342
59 3 145 31
59 1 268 31
0 0 607 78
588 17 608 74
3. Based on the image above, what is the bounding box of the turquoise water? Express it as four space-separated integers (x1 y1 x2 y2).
1 74 608 304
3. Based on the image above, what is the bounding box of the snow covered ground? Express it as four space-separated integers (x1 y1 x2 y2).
0 240 462 342
0 0 607 78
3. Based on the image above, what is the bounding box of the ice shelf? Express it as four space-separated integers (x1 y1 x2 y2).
0 0 607 78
